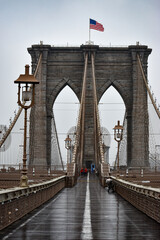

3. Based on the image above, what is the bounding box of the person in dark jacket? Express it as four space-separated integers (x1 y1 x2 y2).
84 168 88 176
106 178 114 192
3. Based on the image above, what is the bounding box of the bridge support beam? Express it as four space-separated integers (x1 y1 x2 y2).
28 45 51 167
129 47 150 167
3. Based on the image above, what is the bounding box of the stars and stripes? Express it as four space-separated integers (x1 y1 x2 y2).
90 18 104 32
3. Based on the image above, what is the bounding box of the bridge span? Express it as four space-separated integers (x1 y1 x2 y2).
1 43 160 238
1 174 160 240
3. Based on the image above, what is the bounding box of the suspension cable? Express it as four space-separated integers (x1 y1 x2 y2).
91 53 104 164
71 53 88 165
0 53 42 148
137 54 160 119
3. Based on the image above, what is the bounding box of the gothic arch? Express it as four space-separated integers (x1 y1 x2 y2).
98 80 132 114
99 86 126 165
28 44 151 167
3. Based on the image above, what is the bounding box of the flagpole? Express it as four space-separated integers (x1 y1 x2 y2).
89 18 91 44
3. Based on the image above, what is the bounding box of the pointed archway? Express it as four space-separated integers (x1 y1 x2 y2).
99 86 126 166
53 86 79 165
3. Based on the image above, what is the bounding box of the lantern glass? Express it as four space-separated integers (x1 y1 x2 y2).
65 141 69 149
117 132 121 139
65 135 72 150
113 121 123 142
22 90 32 101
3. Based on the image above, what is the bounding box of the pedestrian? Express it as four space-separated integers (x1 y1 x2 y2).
80 168 84 176
84 168 88 176
106 178 114 193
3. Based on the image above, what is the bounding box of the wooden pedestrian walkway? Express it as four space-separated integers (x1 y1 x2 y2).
1 174 160 240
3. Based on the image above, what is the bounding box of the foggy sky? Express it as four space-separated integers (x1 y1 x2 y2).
0 0 160 125
0 0 160 165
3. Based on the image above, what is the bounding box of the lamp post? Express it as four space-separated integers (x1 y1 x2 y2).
65 135 72 164
14 65 39 187
113 120 123 177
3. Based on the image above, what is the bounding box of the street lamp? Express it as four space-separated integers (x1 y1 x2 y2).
65 135 72 163
113 120 123 176
14 65 39 187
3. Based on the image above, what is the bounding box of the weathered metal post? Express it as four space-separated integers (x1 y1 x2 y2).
113 121 123 177
14 65 39 187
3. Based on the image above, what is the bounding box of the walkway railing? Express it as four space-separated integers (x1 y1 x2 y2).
112 175 160 223
0 164 66 189
0 175 66 230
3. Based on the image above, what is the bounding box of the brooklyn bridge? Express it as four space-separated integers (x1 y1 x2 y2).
0 43 160 239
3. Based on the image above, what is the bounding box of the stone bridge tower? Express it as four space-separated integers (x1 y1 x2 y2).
28 44 151 168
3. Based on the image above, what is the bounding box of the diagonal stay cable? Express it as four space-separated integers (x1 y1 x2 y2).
0 54 42 148
137 54 160 119
91 53 104 164
72 53 88 165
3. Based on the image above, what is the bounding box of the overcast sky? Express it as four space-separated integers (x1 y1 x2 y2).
0 0 160 165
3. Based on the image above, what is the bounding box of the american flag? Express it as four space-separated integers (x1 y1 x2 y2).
90 19 104 32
